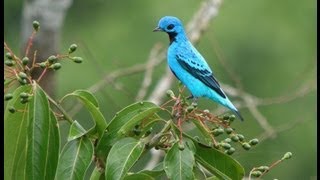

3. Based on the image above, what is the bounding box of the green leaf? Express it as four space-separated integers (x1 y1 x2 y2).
164 141 195 180
62 90 107 139
107 101 160 136
194 143 245 180
193 163 207 180
96 102 160 161
55 136 94 180
68 120 88 141
26 83 60 180
136 169 164 178
4 85 31 180
90 167 104 180
190 118 215 145
105 137 145 180
123 173 154 180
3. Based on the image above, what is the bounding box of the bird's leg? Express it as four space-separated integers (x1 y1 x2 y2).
186 94 194 100
191 97 198 107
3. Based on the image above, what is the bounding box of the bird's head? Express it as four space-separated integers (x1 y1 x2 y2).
153 16 185 34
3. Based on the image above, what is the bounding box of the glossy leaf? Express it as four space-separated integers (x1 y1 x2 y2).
194 143 245 180
190 118 215 145
96 102 160 161
68 120 87 141
164 141 195 180
4 85 31 180
136 169 164 178
62 90 107 139
105 137 145 180
89 167 104 180
123 173 154 180
26 83 60 180
55 136 94 180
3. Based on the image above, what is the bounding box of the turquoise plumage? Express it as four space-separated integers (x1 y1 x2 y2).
153 16 243 121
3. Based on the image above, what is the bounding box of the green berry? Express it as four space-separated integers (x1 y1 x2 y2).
229 115 236 121
166 90 175 98
223 114 230 120
282 152 292 160
242 143 251 150
18 72 28 79
20 98 29 104
225 127 233 134
5 52 13 59
39 62 47 68
48 55 58 64
73 57 83 63
186 105 194 112
251 171 262 177
226 147 235 155
33 21 40 31
223 138 231 143
20 92 29 99
257 166 269 172
178 143 185 151
68 44 78 54
8 106 16 113
52 63 61 70
22 57 29 65
4 93 13 101
213 128 224 136
221 143 231 150
231 134 239 142
18 78 27 85
249 138 259 146
5 60 14 67
237 134 245 141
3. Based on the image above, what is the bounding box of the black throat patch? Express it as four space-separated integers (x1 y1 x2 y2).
168 32 177 45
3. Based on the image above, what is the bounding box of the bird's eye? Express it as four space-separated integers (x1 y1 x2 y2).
167 24 175 30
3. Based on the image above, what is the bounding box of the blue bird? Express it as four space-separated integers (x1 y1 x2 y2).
153 16 244 121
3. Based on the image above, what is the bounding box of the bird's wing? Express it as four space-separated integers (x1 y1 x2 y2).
176 53 226 98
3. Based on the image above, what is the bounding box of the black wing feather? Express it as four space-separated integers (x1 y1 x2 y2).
176 56 226 98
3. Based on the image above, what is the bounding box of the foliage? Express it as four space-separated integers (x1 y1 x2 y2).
4 21 294 180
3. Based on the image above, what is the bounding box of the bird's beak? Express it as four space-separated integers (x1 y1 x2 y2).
153 26 162 32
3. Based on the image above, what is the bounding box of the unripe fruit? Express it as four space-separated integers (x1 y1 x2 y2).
33 21 40 31
5 52 13 59
242 143 251 150
237 134 245 141
5 60 14 67
178 143 185 151
20 92 29 99
39 62 47 68
249 138 259 146
18 72 28 79
73 57 83 63
251 171 262 177
231 134 239 142
4 93 13 101
226 147 235 155
225 127 233 134
166 90 175 98
282 152 292 160
52 63 62 70
8 106 16 113
22 57 29 65
221 143 231 150
68 44 78 54
48 55 58 64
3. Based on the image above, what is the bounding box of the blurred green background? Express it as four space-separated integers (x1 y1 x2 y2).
4 0 316 179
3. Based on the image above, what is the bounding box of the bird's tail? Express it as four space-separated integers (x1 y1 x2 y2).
231 109 244 121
